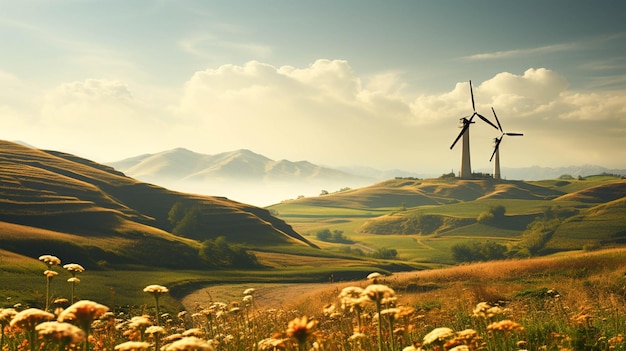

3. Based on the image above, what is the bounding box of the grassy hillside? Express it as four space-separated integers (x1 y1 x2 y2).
0 140 320 269
269 176 626 264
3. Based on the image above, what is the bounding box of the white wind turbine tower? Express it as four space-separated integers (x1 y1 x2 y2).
449 80 499 179
489 107 524 180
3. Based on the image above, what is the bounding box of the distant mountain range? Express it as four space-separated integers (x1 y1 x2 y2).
107 148 377 206
109 148 374 183
107 147 625 205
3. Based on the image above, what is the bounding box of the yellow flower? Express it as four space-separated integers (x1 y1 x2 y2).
0 308 18 326
257 337 286 351
286 316 317 344
10 308 55 330
128 315 153 330
362 284 396 304
145 325 167 335
44 270 59 278
114 341 151 351
486 319 524 333
36 321 85 344
422 327 455 346
182 328 204 337
243 288 256 296
68 277 81 283
161 336 213 351
58 300 109 328
339 286 366 310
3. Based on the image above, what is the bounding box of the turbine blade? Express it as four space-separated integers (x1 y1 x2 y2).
506 132 524 136
492 107 503 132
476 113 499 129
450 123 470 149
489 138 502 162
470 80 476 112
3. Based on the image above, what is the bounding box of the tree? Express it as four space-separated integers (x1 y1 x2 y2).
477 205 506 225
316 229 332 241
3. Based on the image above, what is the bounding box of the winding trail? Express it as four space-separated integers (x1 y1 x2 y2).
180 272 419 312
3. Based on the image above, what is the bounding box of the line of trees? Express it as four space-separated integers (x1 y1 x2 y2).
315 229 353 244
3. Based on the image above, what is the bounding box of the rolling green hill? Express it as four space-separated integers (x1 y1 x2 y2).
0 140 317 269
269 176 626 263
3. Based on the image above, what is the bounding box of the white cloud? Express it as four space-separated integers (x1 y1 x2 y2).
180 34 272 58
3 61 626 172
462 43 579 60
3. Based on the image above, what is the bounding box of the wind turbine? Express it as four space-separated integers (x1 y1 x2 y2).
489 107 524 180
449 80 499 179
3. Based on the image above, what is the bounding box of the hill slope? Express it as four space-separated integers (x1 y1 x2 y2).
270 176 626 262
0 140 315 269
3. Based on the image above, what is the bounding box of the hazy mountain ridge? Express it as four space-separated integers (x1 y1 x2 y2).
108 148 378 206
110 148 373 183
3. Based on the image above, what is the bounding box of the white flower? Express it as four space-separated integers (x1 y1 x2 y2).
422 327 455 345
39 255 61 266
143 285 169 294
63 263 85 273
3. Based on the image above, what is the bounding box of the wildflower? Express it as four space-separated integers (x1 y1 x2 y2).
143 285 168 325
39 255 61 266
257 337 286 351
58 300 109 332
182 328 203 337
68 277 81 283
63 263 85 273
161 336 213 351
486 319 524 333
472 302 509 319
44 270 59 278
54 298 69 305
143 285 169 294
448 346 470 351
339 286 366 310
145 325 167 335
114 341 151 351
402 345 421 351
286 316 317 344
444 329 482 350
362 284 396 304
348 332 367 341
322 303 336 316
0 308 17 326
243 288 256 296
395 305 416 319
128 315 153 331
422 327 455 346
367 272 383 283
36 321 85 344
163 333 184 342
10 308 55 330
243 295 253 305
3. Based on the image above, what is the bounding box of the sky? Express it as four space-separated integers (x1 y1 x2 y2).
2 0 626 176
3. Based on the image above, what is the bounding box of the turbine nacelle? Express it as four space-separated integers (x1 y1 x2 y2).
449 80 498 150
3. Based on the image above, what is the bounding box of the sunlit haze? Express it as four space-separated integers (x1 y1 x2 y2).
2 1 626 176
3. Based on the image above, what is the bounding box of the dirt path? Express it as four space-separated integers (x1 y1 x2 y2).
181 281 350 312
180 272 419 312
